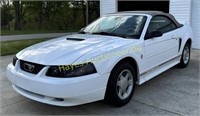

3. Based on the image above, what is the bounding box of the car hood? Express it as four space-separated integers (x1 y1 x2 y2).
17 34 137 65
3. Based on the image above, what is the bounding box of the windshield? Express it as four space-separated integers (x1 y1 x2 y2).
81 15 147 39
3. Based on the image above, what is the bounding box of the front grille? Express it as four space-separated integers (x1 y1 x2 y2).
20 60 45 74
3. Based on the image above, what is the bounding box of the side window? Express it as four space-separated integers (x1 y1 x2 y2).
146 16 177 36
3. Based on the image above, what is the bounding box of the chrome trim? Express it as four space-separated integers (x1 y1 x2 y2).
140 55 181 76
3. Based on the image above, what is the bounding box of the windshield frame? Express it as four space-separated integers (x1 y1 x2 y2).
80 14 148 39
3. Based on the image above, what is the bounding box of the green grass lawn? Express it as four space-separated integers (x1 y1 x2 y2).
1 30 78 36
1 38 53 56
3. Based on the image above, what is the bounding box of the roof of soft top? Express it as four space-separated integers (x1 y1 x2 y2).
113 11 166 16
110 11 183 27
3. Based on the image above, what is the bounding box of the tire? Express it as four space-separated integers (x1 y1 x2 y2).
104 61 136 107
177 43 191 68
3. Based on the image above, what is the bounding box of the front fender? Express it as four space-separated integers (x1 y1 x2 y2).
73 43 143 75
100 53 141 74
88 45 142 75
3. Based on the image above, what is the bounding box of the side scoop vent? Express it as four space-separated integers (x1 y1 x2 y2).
66 38 85 41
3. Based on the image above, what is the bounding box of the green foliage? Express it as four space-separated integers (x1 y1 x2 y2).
1 38 53 56
1 0 13 30
1 1 100 31
1 30 77 36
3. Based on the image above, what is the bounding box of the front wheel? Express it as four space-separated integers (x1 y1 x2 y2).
104 61 136 107
177 43 191 68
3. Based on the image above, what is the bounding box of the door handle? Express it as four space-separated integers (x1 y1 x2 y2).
172 36 177 39
172 36 181 40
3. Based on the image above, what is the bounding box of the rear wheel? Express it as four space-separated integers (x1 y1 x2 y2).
104 61 136 106
177 43 191 68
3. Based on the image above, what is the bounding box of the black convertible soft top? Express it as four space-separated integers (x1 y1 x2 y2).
112 11 183 28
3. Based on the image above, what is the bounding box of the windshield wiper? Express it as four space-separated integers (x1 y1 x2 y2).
91 32 126 38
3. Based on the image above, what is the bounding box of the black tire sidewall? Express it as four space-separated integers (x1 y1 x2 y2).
105 61 136 106
180 43 191 67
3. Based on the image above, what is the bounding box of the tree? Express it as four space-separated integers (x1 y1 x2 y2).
24 1 44 29
88 1 100 23
1 0 12 30
2 1 100 31
13 1 21 30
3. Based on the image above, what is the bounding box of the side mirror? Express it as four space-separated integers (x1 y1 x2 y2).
147 31 163 39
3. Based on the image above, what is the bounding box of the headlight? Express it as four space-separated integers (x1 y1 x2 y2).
12 56 18 66
46 63 97 78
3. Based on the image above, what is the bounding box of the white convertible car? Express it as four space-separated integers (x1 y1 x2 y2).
7 11 193 107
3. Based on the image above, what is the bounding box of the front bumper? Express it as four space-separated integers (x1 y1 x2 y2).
6 62 110 106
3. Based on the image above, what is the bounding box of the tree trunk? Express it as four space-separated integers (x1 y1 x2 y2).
38 11 43 30
82 1 86 26
38 2 43 30
8 1 10 30
13 1 22 30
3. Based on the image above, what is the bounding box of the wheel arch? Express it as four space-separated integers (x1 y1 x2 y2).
110 57 139 82
186 38 192 48
177 38 192 68
180 38 192 54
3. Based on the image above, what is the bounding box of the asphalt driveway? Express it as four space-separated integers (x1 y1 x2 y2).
0 50 199 115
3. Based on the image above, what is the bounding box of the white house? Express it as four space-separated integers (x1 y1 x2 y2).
99 0 200 49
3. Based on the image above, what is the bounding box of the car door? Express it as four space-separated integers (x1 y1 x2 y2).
143 16 180 72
